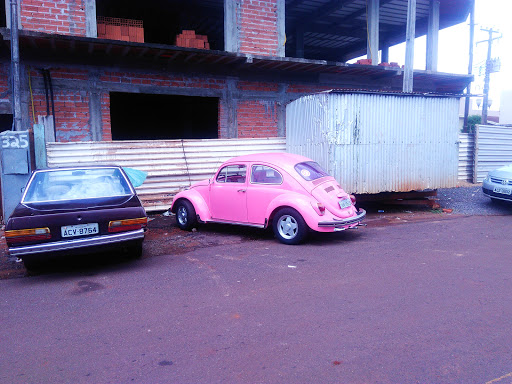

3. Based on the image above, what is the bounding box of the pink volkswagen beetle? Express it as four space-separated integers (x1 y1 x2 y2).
170 153 365 244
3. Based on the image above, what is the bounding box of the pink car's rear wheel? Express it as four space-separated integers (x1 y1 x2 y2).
273 208 308 245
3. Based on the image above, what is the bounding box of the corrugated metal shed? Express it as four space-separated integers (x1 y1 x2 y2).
286 91 461 194
473 124 512 183
47 137 286 211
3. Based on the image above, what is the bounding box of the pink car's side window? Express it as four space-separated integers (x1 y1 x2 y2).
216 165 247 183
250 165 283 185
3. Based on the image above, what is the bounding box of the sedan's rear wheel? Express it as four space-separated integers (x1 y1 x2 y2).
175 199 197 231
273 208 308 245
22 255 42 271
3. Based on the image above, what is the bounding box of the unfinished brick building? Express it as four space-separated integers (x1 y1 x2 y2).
0 0 472 142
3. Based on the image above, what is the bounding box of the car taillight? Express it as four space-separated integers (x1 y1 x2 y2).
311 202 326 215
5 227 51 245
350 194 356 204
108 217 148 233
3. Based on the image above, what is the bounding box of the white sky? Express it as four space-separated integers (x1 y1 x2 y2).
387 0 511 110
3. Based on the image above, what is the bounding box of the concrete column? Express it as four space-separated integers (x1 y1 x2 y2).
85 0 97 38
295 27 304 58
381 46 389 63
403 0 416 92
366 0 379 65
224 0 240 53
88 71 102 141
276 0 286 57
426 0 440 71
226 79 238 138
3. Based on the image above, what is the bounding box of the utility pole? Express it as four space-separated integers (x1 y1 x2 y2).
463 0 474 132
478 27 501 125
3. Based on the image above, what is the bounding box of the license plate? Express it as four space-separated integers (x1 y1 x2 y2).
339 199 352 209
61 223 99 238
493 186 512 195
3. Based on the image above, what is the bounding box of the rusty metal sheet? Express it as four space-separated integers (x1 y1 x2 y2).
46 137 286 211
286 92 460 193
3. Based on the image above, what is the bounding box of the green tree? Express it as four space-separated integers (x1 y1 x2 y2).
464 115 481 133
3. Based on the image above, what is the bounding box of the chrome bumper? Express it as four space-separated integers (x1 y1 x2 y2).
318 209 366 228
8 229 145 256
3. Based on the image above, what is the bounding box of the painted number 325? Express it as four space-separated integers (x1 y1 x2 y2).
1 134 29 149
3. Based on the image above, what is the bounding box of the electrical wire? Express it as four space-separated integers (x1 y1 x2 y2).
28 67 36 124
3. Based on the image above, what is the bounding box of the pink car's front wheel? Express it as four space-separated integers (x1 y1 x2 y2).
175 200 197 231
273 208 308 245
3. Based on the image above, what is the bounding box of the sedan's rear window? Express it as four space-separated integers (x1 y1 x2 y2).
23 168 132 202
294 161 329 181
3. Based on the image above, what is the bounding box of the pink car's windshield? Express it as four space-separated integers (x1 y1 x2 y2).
294 161 329 181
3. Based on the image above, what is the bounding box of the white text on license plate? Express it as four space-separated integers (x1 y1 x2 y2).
339 199 352 209
493 186 512 195
61 223 99 238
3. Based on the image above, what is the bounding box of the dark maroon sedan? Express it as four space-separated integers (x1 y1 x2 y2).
5 166 147 269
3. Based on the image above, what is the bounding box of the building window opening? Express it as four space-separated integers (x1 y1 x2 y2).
110 93 219 141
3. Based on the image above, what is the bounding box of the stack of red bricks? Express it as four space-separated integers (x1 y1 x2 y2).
97 16 144 43
175 30 210 49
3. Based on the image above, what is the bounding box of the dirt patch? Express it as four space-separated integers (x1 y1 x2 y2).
0 206 469 280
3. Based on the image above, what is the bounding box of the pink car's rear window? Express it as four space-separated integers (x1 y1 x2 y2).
294 161 329 181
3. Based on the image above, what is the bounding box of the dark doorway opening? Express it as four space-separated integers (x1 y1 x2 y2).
0 114 13 132
110 93 219 140
0 1 6 28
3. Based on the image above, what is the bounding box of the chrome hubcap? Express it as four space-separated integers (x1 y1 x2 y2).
278 215 298 239
177 206 188 225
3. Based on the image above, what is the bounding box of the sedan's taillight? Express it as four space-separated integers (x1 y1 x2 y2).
108 217 148 233
5 227 51 245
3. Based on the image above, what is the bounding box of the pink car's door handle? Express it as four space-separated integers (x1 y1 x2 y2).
237 189 246 193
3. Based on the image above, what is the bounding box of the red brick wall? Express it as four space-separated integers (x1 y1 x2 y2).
32 90 90 142
237 100 278 138
100 72 225 90
20 0 87 36
24 65 336 142
0 64 9 95
239 0 279 56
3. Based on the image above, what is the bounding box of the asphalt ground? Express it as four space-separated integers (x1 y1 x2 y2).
1 213 512 383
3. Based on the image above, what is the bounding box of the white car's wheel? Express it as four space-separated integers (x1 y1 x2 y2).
273 208 308 245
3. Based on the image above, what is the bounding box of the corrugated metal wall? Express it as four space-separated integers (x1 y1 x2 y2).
286 92 460 194
47 137 286 211
474 124 512 183
458 132 474 182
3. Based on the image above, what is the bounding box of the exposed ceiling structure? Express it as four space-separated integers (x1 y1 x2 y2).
94 0 472 62
285 0 472 61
